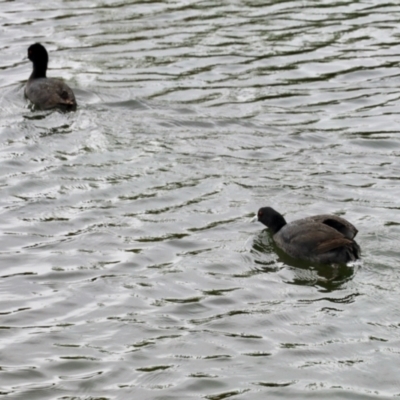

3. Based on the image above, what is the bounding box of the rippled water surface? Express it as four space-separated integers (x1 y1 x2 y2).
1 1 400 399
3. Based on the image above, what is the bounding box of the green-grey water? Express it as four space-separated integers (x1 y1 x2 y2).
1 1 400 399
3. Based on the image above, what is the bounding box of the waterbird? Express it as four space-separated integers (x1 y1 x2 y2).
25 43 77 111
257 207 360 265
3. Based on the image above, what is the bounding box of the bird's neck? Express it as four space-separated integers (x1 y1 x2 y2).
30 63 47 79
269 215 286 234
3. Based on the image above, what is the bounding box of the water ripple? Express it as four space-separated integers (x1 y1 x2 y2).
1 0 400 399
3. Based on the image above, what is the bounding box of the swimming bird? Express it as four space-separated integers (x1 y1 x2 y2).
25 43 77 111
257 207 360 265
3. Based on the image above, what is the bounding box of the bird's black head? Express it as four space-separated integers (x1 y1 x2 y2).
257 207 286 234
28 43 49 66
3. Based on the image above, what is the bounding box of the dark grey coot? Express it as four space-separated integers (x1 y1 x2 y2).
257 207 361 265
25 43 77 111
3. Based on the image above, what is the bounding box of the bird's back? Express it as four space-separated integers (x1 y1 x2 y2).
274 218 360 264
25 77 76 110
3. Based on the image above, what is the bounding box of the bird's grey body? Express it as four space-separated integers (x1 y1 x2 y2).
25 77 76 110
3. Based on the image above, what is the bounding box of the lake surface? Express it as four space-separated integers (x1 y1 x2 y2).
1 1 400 399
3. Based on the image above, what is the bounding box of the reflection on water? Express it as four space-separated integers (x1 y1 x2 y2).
1 0 400 399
